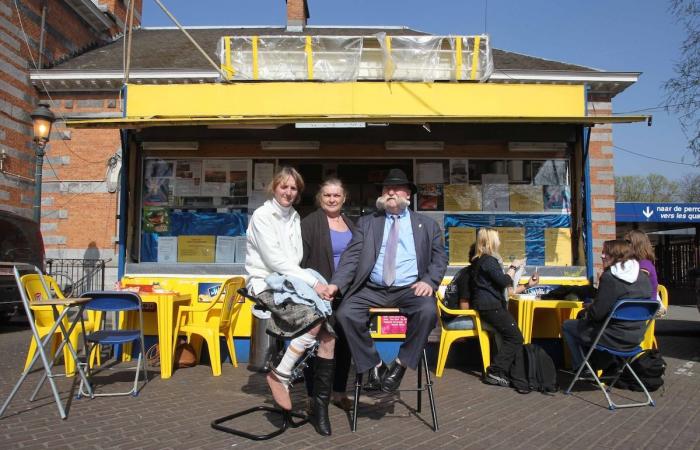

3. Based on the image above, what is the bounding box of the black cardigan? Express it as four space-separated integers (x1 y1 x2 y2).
470 254 513 311
576 267 652 351
300 208 356 283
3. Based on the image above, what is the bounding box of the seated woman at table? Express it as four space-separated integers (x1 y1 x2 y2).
469 228 537 388
301 178 356 412
245 166 336 436
561 239 652 370
625 230 662 309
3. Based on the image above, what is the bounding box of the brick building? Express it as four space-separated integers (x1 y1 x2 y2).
1 0 142 279
15 0 643 283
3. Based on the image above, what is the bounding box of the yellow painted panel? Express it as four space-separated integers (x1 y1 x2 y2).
125 82 585 119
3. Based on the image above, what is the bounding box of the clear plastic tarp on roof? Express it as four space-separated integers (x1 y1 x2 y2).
217 34 492 82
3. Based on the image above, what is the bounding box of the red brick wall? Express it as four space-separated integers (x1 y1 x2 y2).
39 94 122 263
587 94 616 276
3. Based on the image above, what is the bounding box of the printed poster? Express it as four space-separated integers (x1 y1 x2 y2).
380 315 407 335
448 227 476 265
497 227 526 261
545 228 572 266
254 163 274 190
544 185 571 212
143 178 171 206
416 162 445 184
142 207 170 233
417 184 443 211
174 160 202 197
449 159 469 183
444 184 481 211
201 160 229 197
229 160 249 197
157 236 178 263
510 185 544 212
482 174 509 212
177 235 216 263
215 236 237 263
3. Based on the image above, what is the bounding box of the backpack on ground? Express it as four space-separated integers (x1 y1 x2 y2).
510 344 558 394
443 266 471 309
615 349 666 392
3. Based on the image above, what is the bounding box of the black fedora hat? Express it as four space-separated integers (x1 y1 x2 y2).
380 168 417 194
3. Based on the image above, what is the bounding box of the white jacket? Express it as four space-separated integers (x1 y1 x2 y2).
245 199 318 295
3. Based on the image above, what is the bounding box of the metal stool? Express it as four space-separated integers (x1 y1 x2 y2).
350 308 438 432
210 288 314 440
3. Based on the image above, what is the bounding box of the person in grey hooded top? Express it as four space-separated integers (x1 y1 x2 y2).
562 239 652 369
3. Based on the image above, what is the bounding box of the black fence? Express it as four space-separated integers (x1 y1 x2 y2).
46 258 110 297
656 240 698 288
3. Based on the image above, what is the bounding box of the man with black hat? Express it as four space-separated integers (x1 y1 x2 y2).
325 168 447 392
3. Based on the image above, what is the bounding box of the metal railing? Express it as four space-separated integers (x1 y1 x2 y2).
45 258 110 297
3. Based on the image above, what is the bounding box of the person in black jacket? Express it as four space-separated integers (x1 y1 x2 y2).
562 239 652 370
470 227 536 387
301 178 357 418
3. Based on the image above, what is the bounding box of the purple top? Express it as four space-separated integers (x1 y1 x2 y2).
330 229 352 269
639 259 659 299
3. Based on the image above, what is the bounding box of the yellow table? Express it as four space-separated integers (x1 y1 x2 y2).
509 296 584 344
138 292 191 379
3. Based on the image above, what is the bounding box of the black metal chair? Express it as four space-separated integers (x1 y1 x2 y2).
210 288 313 440
350 308 438 432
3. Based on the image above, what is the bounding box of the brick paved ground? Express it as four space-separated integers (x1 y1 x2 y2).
1 305 699 450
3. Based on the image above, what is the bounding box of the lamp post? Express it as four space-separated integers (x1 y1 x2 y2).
30 103 55 223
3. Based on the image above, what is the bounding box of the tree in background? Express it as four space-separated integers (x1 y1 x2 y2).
615 174 680 201
679 173 700 201
665 0 700 162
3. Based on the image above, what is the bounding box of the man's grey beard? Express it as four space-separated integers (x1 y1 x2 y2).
376 194 410 211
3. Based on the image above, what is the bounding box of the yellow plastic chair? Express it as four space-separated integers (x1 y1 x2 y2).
172 277 245 376
435 298 491 378
643 284 669 350
20 274 102 376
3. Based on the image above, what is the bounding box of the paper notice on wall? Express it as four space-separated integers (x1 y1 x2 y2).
215 236 237 263
449 159 469 183
201 160 229 196
157 236 178 263
416 162 444 184
509 185 544 212
254 163 274 190
178 235 216 263
545 228 572 266
448 227 476 265
482 182 510 212
444 184 481 211
174 160 202 197
497 227 525 261
234 236 248 263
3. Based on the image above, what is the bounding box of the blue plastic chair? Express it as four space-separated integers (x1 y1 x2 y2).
564 299 660 410
77 291 148 398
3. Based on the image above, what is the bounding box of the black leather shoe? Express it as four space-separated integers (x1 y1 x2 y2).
381 360 407 393
365 361 388 390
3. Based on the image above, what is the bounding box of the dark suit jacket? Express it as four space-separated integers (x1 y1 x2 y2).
331 209 448 300
300 208 356 282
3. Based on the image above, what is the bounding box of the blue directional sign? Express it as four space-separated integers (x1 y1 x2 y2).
616 202 700 223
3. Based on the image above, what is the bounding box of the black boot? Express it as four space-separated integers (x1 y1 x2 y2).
310 356 334 436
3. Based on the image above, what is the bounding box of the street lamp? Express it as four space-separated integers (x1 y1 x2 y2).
30 103 55 223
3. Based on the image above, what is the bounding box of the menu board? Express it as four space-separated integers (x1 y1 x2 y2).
510 185 544 212
545 228 572 266
448 227 476 264
178 236 216 263
497 227 526 261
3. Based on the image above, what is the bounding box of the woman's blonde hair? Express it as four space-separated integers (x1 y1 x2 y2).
266 166 305 204
315 177 347 207
474 227 501 261
624 229 655 262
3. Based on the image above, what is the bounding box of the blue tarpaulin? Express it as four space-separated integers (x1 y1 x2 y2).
444 214 571 265
141 211 248 262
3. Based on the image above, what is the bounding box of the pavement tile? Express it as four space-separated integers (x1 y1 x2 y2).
1 307 699 449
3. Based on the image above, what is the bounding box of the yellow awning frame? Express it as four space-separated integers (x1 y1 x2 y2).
65 82 650 128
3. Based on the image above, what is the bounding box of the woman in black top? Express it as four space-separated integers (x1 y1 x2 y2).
471 227 536 388
301 178 356 417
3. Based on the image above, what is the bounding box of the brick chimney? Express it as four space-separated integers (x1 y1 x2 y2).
286 0 309 32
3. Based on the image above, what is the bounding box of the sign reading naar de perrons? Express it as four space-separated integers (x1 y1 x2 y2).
616 202 700 223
